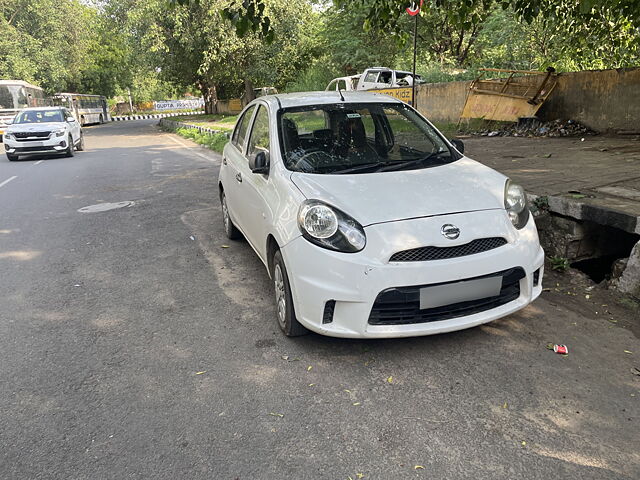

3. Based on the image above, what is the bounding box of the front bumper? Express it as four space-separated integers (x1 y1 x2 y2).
4 136 68 155
281 209 544 338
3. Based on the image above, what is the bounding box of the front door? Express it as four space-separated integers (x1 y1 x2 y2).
234 103 272 261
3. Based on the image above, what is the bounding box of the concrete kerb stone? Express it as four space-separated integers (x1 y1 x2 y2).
111 111 204 122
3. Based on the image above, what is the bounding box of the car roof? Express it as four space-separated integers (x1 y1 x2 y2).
20 106 64 111
258 91 403 110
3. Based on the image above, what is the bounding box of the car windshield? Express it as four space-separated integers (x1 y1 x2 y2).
14 110 64 124
279 103 459 174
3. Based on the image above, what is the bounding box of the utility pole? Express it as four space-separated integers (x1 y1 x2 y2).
412 12 418 111
406 1 423 111
127 88 134 114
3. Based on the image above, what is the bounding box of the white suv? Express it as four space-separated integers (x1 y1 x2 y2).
3 107 84 161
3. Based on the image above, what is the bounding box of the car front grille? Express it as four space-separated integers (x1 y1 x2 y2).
389 237 507 262
13 131 51 140
368 267 524 326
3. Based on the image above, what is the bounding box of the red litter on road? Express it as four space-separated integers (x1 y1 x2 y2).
553 344 569 355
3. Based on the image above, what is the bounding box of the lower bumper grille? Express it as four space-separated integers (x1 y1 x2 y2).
368 267 525 326
14 145 62 153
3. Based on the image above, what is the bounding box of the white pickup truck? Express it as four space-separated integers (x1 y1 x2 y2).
325 68 423 92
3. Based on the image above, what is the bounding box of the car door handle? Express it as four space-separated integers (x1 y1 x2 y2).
235 172 242 183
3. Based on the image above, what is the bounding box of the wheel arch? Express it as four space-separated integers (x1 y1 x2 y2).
266 235 280 278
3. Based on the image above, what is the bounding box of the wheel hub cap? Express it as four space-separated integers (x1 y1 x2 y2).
274 265 286 326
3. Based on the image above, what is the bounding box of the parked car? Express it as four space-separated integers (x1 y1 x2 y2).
218 91 543 338
356 67 423 90
3 107 84 161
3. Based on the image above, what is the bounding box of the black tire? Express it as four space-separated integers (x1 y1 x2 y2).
221 191 242 240
65 135 75 157
6 153 18 161
272 250 308 337
76 131 85 151
99 114 104 124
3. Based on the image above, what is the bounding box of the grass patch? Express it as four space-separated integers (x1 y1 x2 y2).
175 127 228 153
172 114 238 132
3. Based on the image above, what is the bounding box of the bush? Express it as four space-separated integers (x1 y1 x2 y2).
175 127 228 153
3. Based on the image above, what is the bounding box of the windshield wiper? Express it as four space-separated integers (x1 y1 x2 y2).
332 162 392 175
377 152 449 172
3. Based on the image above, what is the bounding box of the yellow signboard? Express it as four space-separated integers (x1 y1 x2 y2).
229 98 243 113
370 87 414 105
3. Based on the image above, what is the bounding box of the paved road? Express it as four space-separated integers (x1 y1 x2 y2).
0 120 638 479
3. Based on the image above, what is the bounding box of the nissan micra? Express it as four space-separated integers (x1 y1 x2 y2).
219 91 543 338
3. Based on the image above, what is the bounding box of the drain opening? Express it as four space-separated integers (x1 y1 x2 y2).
571 255 626 284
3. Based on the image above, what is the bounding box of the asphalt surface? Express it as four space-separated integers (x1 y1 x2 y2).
0 120 638 479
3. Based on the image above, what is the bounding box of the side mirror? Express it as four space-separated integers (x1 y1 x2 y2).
249 150 270 174
67 117 76 123
451 138 465 154
4 118 13 125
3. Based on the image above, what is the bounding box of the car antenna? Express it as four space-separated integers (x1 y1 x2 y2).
338 86 345 102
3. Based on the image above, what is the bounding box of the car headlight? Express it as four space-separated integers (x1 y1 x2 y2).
298 200 366 253
3 133 11 140
504 180 530 229
54 129 66 137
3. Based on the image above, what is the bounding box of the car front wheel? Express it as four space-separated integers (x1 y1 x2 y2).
272 250 308 337
65 135 75 157
76 132 85 151
221 191 242 240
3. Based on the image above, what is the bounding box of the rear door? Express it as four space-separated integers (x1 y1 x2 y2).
222 105 256 229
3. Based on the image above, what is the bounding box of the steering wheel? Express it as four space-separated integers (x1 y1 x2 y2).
292 149 334 171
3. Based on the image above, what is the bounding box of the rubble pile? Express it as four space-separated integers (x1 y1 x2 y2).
473 119 597 138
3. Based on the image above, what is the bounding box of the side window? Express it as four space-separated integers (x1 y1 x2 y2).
378 71 392 84
247 105 270 157
363 71 379 83
232 106 256 151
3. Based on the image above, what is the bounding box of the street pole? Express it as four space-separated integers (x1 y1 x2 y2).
127 88 134 114
412 12 418 111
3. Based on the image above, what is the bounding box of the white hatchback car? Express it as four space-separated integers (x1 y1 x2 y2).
219 91 543 338
3 107 84 161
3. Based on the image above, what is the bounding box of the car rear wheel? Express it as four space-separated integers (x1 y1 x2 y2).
65 135 75 157
221 191 242 240
273 250 308 337
6 153 18 161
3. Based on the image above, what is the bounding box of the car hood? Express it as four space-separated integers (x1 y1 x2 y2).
7 122 65 132
290 158 508 226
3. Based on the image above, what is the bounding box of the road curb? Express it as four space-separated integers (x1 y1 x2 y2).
111 111 203 122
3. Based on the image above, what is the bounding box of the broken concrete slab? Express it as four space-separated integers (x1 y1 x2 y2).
614 241 640 297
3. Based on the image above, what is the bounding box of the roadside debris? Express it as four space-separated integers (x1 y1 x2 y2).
472 119 596 138
547 343 569 355
189 235 195 241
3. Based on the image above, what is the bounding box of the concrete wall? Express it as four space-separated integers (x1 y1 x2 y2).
538 68 640 132
415 80 471 124
415 67 640 132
